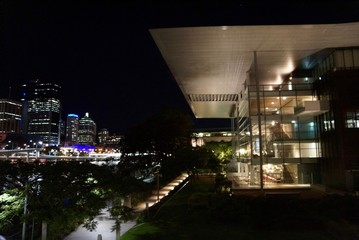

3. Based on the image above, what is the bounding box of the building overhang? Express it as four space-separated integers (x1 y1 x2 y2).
150 22 359 118
294 100 330 117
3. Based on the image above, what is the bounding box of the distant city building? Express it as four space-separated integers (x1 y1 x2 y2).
98 128 109 144
78 112 97 146
192 128 234 147
65 114 79 145
0 99 22 134
21 79 62 146
103 134 122 146
98 128 122 145
96 128 122 154
59 118 66 142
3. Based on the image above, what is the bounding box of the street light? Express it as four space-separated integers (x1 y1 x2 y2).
156 171 162 201
36 141 43 158
8 140 13 149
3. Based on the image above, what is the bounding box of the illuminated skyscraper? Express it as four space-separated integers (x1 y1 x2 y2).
78 112 97 146
65 113 79 145
0 99 22 134
21 79 62 146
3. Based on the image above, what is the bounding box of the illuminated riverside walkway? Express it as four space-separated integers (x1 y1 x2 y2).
65 173 189 239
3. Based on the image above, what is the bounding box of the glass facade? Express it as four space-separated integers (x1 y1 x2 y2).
235 78 322 188
65 114 79 144
21 80 62 146
78 112 97 146
0 99 22 133
232 47 359 191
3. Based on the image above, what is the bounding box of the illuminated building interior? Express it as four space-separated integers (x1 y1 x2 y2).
150 22 359 191
236 75 321 187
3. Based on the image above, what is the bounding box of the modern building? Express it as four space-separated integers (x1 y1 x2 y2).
21 79 62 146
78 112 97 146
97 128 109 145
65 114 79 145
0 99 23 149
192 128 234 147
96 128 122 155
59 118 66 143
98 128 122 146
150 22 359 192
0 99 22 134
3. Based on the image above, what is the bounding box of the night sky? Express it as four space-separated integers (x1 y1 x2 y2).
1 1 358 134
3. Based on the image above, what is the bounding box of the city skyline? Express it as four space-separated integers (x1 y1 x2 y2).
1 1 358 134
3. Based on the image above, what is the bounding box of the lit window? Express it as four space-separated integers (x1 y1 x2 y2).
345 111 359 128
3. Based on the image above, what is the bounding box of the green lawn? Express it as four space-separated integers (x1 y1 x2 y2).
121 176 359 240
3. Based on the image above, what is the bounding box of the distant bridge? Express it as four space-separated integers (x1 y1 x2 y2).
0 148 121 164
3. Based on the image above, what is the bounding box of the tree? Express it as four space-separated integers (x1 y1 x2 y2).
102 169 150 240
0 160 115 239
172 146 221 178
110 202 135 240
29 161 111 239
204 141 233 165
123 107 194 181
0 159 153 239
151 107 194 155
0 160 41 238
124 107 193 155
0 188 23 233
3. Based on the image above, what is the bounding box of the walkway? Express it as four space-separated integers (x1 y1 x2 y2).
133 173 189 212
64 207 135 240
64 173 189 239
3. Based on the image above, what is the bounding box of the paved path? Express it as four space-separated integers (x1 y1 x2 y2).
64 173 189 239
64 208 136 240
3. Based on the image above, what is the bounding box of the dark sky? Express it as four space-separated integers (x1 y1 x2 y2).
1 1 359 134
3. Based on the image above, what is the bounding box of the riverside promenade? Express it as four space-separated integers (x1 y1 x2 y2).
64 173 189 240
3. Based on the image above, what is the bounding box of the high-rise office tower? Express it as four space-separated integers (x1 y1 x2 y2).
65 114 79 145
21 79 62 146
0 99 22 134
78 112 97 146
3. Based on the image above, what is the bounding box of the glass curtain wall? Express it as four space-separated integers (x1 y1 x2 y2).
237 78 321 188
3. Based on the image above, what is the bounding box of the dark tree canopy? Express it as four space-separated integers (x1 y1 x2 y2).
0 160 148 239
123 107 193 155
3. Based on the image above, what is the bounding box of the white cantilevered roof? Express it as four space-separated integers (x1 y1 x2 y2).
150 22 359 118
